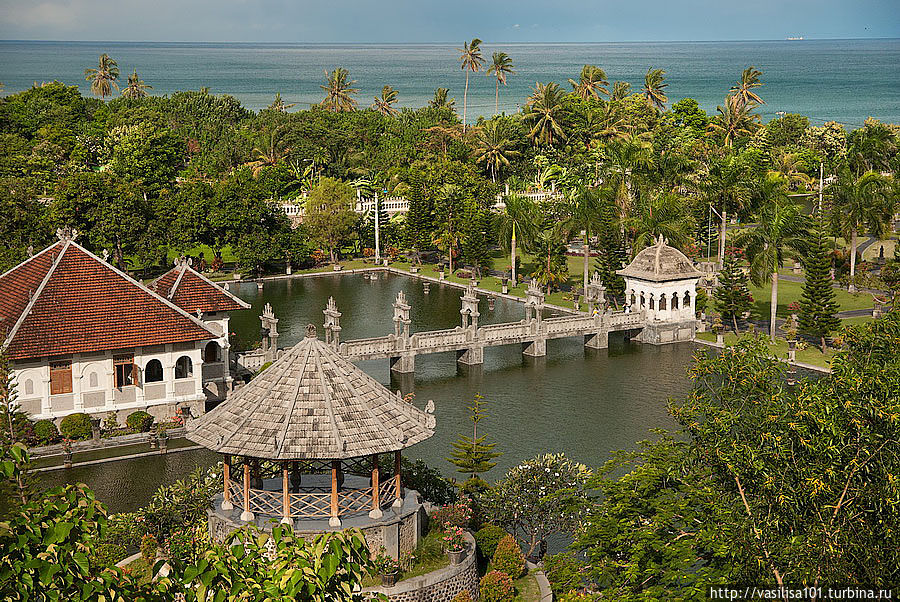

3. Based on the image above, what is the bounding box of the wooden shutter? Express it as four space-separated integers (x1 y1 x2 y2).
49 361 72 395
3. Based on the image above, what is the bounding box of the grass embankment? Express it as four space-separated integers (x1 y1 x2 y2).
122 557 153 585
748 278 873 320
695 331 838 369
360 526 449 588
513 570 541 601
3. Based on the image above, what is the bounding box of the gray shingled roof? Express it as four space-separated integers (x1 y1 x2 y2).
187 325 435 460
617 236 703 282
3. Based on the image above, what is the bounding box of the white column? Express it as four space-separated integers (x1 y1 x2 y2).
164 345 176 399
41 364 51 417
72 355 84 411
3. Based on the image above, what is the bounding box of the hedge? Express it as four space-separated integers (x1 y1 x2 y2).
59 413 92 440
126 411 154 433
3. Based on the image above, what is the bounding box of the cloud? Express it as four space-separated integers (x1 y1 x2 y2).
513 24 520 29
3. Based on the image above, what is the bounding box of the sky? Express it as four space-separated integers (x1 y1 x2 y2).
0 0 898 42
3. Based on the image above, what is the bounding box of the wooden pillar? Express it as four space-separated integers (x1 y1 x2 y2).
240 460 254 522
281 462 292 525
369 453 383 519
221 455 233 511
393 450 403 509
329 460 341 527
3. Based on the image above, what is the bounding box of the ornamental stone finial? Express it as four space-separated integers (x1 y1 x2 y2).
305 324 317 338
55 226 79 242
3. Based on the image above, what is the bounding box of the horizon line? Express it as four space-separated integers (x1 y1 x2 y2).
2 36 899 45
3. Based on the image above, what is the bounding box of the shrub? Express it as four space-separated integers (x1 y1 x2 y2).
59 412 92 440
430 500 472 529
140 534 158 564
474 524 506 560
126 411 154 433
543 552 587 595
479 570 514 602
0 410 36 446
164 525 208 565
451 591 474 602
488 534 526 579
103 411 119 431
89 542 126 572
33 419 60 445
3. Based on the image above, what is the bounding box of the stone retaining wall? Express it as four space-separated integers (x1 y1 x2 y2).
364 531 479 601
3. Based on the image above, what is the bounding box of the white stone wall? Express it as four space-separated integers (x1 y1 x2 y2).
624 277 698 323
11 341 209 421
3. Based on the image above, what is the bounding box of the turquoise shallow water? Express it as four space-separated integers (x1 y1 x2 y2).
1 39 898 124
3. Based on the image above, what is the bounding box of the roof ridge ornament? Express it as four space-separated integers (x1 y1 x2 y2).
56 226 78 242
305 323 317 338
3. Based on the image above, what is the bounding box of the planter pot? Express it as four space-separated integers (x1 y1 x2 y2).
381 572 399 587
447 549 464 565
410 266 419 273
333 265 343 271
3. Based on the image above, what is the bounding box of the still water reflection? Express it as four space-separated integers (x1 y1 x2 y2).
39 273 697 512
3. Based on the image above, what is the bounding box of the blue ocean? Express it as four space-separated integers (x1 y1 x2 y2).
0 39 897 125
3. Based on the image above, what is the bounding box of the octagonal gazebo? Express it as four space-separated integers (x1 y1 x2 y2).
187 324 435 532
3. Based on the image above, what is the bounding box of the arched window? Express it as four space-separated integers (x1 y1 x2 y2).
649 294 655 310
671 293 679 310
204 341 222 363
23 379 33 396
175 356 193 379
89 372 98 388
639 292 645 308
659 294 667 311
684 291 692 310
630 291 636 307
146 359 164 383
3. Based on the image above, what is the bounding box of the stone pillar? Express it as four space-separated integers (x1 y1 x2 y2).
389 353 415 374
222 455 233 511
323 297 342 348
460 283 480 330
522 337 547 357
584 330 609 349
260 304 279 363
392 291 411 339
456 346 484 365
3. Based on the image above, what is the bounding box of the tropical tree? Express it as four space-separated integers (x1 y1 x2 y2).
304 177 358 263
320 67 358 112
798 217 841 351
701 154 753 265
713 247 753 333
561 186 606 294
447 394 501 481
610 81 631 102
84 53 119 99
457 38 485 130
121 69 151 99
588 103 627 144
496 193 539 284
642 68 668 110
531 225 569 291
245 126 290 176
372 85 399 116
429 87 456 110
266 92 295 112
770 151 812 190
737 175 808 341
523 82 568 146
433 184 463 273
568 65 609 100
622 191 697 254
828 168 894 290
730 66 765 107
600 134 653 219
486 52 515 115
707 94 760 147
472 119 519 182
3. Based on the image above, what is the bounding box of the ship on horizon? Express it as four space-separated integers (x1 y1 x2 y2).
786 35 805 40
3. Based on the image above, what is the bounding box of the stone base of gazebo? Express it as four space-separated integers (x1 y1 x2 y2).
207 487 426 559
638 318 697 345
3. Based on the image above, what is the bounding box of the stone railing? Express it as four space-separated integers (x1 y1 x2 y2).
480 322 529 342
340 336 396 358
608 310 647 329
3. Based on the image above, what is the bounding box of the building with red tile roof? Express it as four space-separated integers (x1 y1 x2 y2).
0 231 249 421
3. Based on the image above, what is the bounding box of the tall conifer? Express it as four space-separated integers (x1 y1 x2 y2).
447 394 501 481
714 247 753 333
799 218 841 352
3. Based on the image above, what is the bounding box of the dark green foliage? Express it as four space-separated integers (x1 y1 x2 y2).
376 456 457 506
88 541 126 571
798 219 841 350
593 205 627 299
474 524 506 559
59 412 92 440
141 534 158 564
487 534 526 578
713 248 753 332
126 410 154 433
32 419 60 445
447 394 502 479
542 552 588 595
140 464 221 543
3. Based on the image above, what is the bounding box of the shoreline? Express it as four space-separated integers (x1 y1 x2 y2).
692 337 831 374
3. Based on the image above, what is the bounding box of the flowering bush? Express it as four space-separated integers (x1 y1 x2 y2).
488 534 526 578
442 525 466 552
373 547 401 574
474 524 506 559
431 500 472 529
164 525 208 565
141 534 158 564
452 591 474 602
363 247 375 257
479 570 515 602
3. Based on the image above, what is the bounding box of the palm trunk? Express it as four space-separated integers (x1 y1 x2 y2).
770 271 778 342
848 228 858 292
449 243 453 274
821 335 827 354
511 224 517 283
718 209 727 268
463 71 469 132
583 237 590 297
495 80 499 115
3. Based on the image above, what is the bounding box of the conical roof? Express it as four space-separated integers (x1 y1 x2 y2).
187 325 435 460
617 235 703 282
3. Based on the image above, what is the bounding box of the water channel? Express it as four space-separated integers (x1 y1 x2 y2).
37 273 700 512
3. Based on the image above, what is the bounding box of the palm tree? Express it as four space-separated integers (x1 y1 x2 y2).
472 120 519 182
707 94 760 147
769 151 812 190
568 65 609 100
737 174 808 341
642 68 668 110
828 169 894 291
267 93 296 112
320 68 358 112
84 54 120 99
372 85 399 116
701 154 752 265
601 134 653 220
588 104 627 143
622 192 696 254
524 82 568 146
561 186 607 294
486 52 515 115
429 88 456 111
457 38 485 131
246 126 290 176
610 81 631 101
120 69 151 99
496 194 539 283
730 66 765 107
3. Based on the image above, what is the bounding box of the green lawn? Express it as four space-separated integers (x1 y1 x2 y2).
122 557 153 585
361 526 448 588
748 278 872 320
513 570 542 602
696 331 836 369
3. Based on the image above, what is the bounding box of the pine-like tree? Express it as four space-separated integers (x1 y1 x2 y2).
714 247 753 333
593 204 626 302
403 170 433 252
799 218 841 352
447 394 501 481
459 201 491 276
